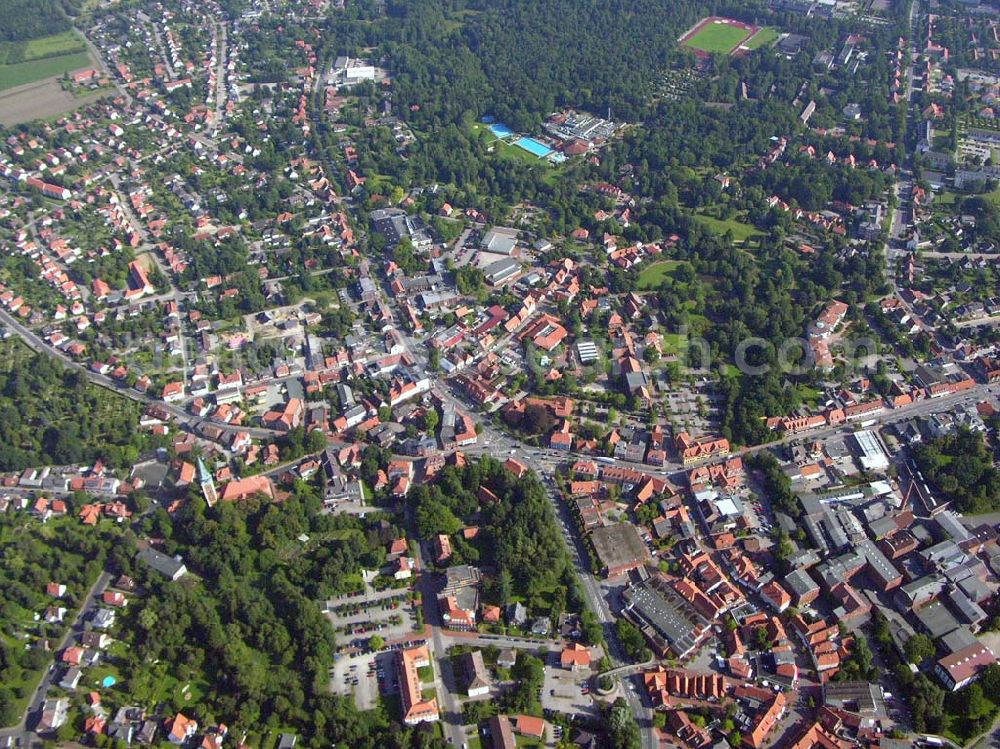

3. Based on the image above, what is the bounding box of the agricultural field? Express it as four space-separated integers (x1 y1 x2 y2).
0 51 91 91
0 73 100 126
0 29 92 94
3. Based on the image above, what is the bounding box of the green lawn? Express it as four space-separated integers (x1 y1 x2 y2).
494 137 553 168
0 517 104 726
1 640 43 727
636 260 685 290
471 121 559 184
683 22 751 53
660 333 687 357
315 529 366 542
745 27 779 49
693 213 763 243
796 385 822 405
151 672 209 708
0 50 93 91
934 189 960 207
86 663 123 691
259 728 301 749
441 8 481 32
981 184 1000 207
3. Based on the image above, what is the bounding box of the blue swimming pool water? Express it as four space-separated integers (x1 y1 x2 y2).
513 137 552 157
489 123 514 138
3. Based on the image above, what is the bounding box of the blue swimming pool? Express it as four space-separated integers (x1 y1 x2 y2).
489 123 514 138
513 137 552 157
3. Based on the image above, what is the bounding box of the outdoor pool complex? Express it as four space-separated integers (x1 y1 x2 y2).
514 136 552 157
489 123 514 138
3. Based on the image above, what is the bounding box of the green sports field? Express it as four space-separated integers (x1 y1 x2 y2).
682 22 751 53
745 27 779 50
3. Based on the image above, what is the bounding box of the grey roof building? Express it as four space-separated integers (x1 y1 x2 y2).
483 258 520 285
784 568 820 604
137 547 188 581
940 626 978 655
622 576 704 659
461 650 491 696
915 600 961 639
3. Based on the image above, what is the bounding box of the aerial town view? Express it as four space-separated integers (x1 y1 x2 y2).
0 0 999 748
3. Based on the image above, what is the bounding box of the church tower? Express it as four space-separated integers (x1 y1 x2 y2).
197 457 218 507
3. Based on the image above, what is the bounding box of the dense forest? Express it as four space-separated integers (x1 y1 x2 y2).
0 340 157 471
0 0 75 42
411 455 582 618
912 429 1000 514
329 0 708 130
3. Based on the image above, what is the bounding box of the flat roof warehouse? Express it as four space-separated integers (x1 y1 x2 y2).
590 523 649 576
623 577 702 657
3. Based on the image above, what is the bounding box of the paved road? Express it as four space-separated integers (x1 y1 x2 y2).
439 631 567 651
209 21 228 129
411 541 466 749
922 251 1000 260
956 314 1000 329
496 442 656 748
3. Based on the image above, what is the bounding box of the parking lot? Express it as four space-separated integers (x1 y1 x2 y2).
661 384 723 434
742 489 772 534
329 649 400 710
323 588 421 648
540 655 599 719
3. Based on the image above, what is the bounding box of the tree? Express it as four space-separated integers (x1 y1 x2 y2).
454 266 485 296
581 610 603 645
496 568 513 607
507 652 544 714
415 500 462 537
616 619 650 661
607 698 641 749
913 429 1000 513
369 635 385 651
522 403 556 435
956 683 993 721
904 634 935 664
0 686 16 727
